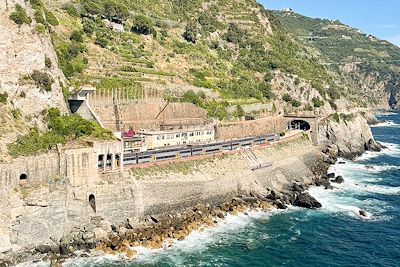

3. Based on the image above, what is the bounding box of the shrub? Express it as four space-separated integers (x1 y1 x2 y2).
182 21 198 43
34 10 46 25
312 97 323 108
331 113 340 123
294 77 301 86
181 90 204 108
70 31 84 43
131 14 154 35
0 92 8 104
225 23 244 44
31 70 54 92
95 36 109 48
10 4 32 25
20 91 26 98
8 108 112 157
45 56 52 68
236 105 245 117
62 3 80 17
44 8 59 26
11 109 22 119
36 23 46 33
291 99 301 107
282 93 292 102
29 0 42 10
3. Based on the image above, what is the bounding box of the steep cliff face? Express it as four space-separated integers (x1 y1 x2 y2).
0 0 68 162
318 112 381 158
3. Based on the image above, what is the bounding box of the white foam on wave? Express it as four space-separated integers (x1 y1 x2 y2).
61 209 287 267
370 120 400 128
132 209 281 265
309 153 398 221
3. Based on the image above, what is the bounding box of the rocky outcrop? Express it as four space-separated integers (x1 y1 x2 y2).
0 0 68 161
293 193 322 209
318 112 382 159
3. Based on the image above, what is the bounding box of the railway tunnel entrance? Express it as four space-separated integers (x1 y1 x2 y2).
288 119 311 131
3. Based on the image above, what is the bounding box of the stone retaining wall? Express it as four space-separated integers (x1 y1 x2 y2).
215 116 287 139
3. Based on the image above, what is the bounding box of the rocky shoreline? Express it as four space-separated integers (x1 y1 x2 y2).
1 154 331 267
1 112 385 266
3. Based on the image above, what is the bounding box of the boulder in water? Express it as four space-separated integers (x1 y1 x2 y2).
294 193 322 209
327 173 335 179
274 200 287 210
332 176 344 184
359 209 368 217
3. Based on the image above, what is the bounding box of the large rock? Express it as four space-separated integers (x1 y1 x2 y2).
294 193 322 209
332 176 344 184
318 113 376 158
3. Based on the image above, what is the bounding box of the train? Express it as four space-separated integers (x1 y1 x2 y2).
123 133 279 166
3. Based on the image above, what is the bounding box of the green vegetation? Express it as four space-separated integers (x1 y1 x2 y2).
235 105 245 117
62 3 80 17
282 94 292 102
131 14 155 35
274 10 400 98
44 56 52 68
312 97 323 107
183 21 198 43
9 4 32 25
290 99 301 107
0 92 8 104
53 31 88 78
30 70 54 92
8 108 112 157
31 0 59 27
330 112 340 123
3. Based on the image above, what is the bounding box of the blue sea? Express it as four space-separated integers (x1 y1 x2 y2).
25 112 400 267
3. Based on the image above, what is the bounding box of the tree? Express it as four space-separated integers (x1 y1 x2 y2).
131 14 154 35
225 23 244 44
182 21 198 43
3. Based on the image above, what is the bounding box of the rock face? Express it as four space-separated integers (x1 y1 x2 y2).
0 0 68 161
293 193 322 209
318 113 381 159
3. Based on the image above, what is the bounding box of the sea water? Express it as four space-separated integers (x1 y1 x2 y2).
25 112 400 267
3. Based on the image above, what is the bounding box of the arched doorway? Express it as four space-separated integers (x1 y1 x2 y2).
89 194 96 212
288 120 311 131
19 173 28 184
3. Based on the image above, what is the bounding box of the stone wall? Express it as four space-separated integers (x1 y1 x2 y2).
0 152 60 195
215 116 287 140
93 102 209 131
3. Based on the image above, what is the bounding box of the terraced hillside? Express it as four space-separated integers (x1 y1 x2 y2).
274 10 400 108
45 0 354 118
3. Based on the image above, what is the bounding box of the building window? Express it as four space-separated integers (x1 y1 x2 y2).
189 132 194 137
176 134 180 138
207 130 213 135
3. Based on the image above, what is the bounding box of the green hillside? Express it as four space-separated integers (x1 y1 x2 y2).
44 0 348 116
273 10 400 106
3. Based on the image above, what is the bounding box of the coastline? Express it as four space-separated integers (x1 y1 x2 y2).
0 111 386 267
